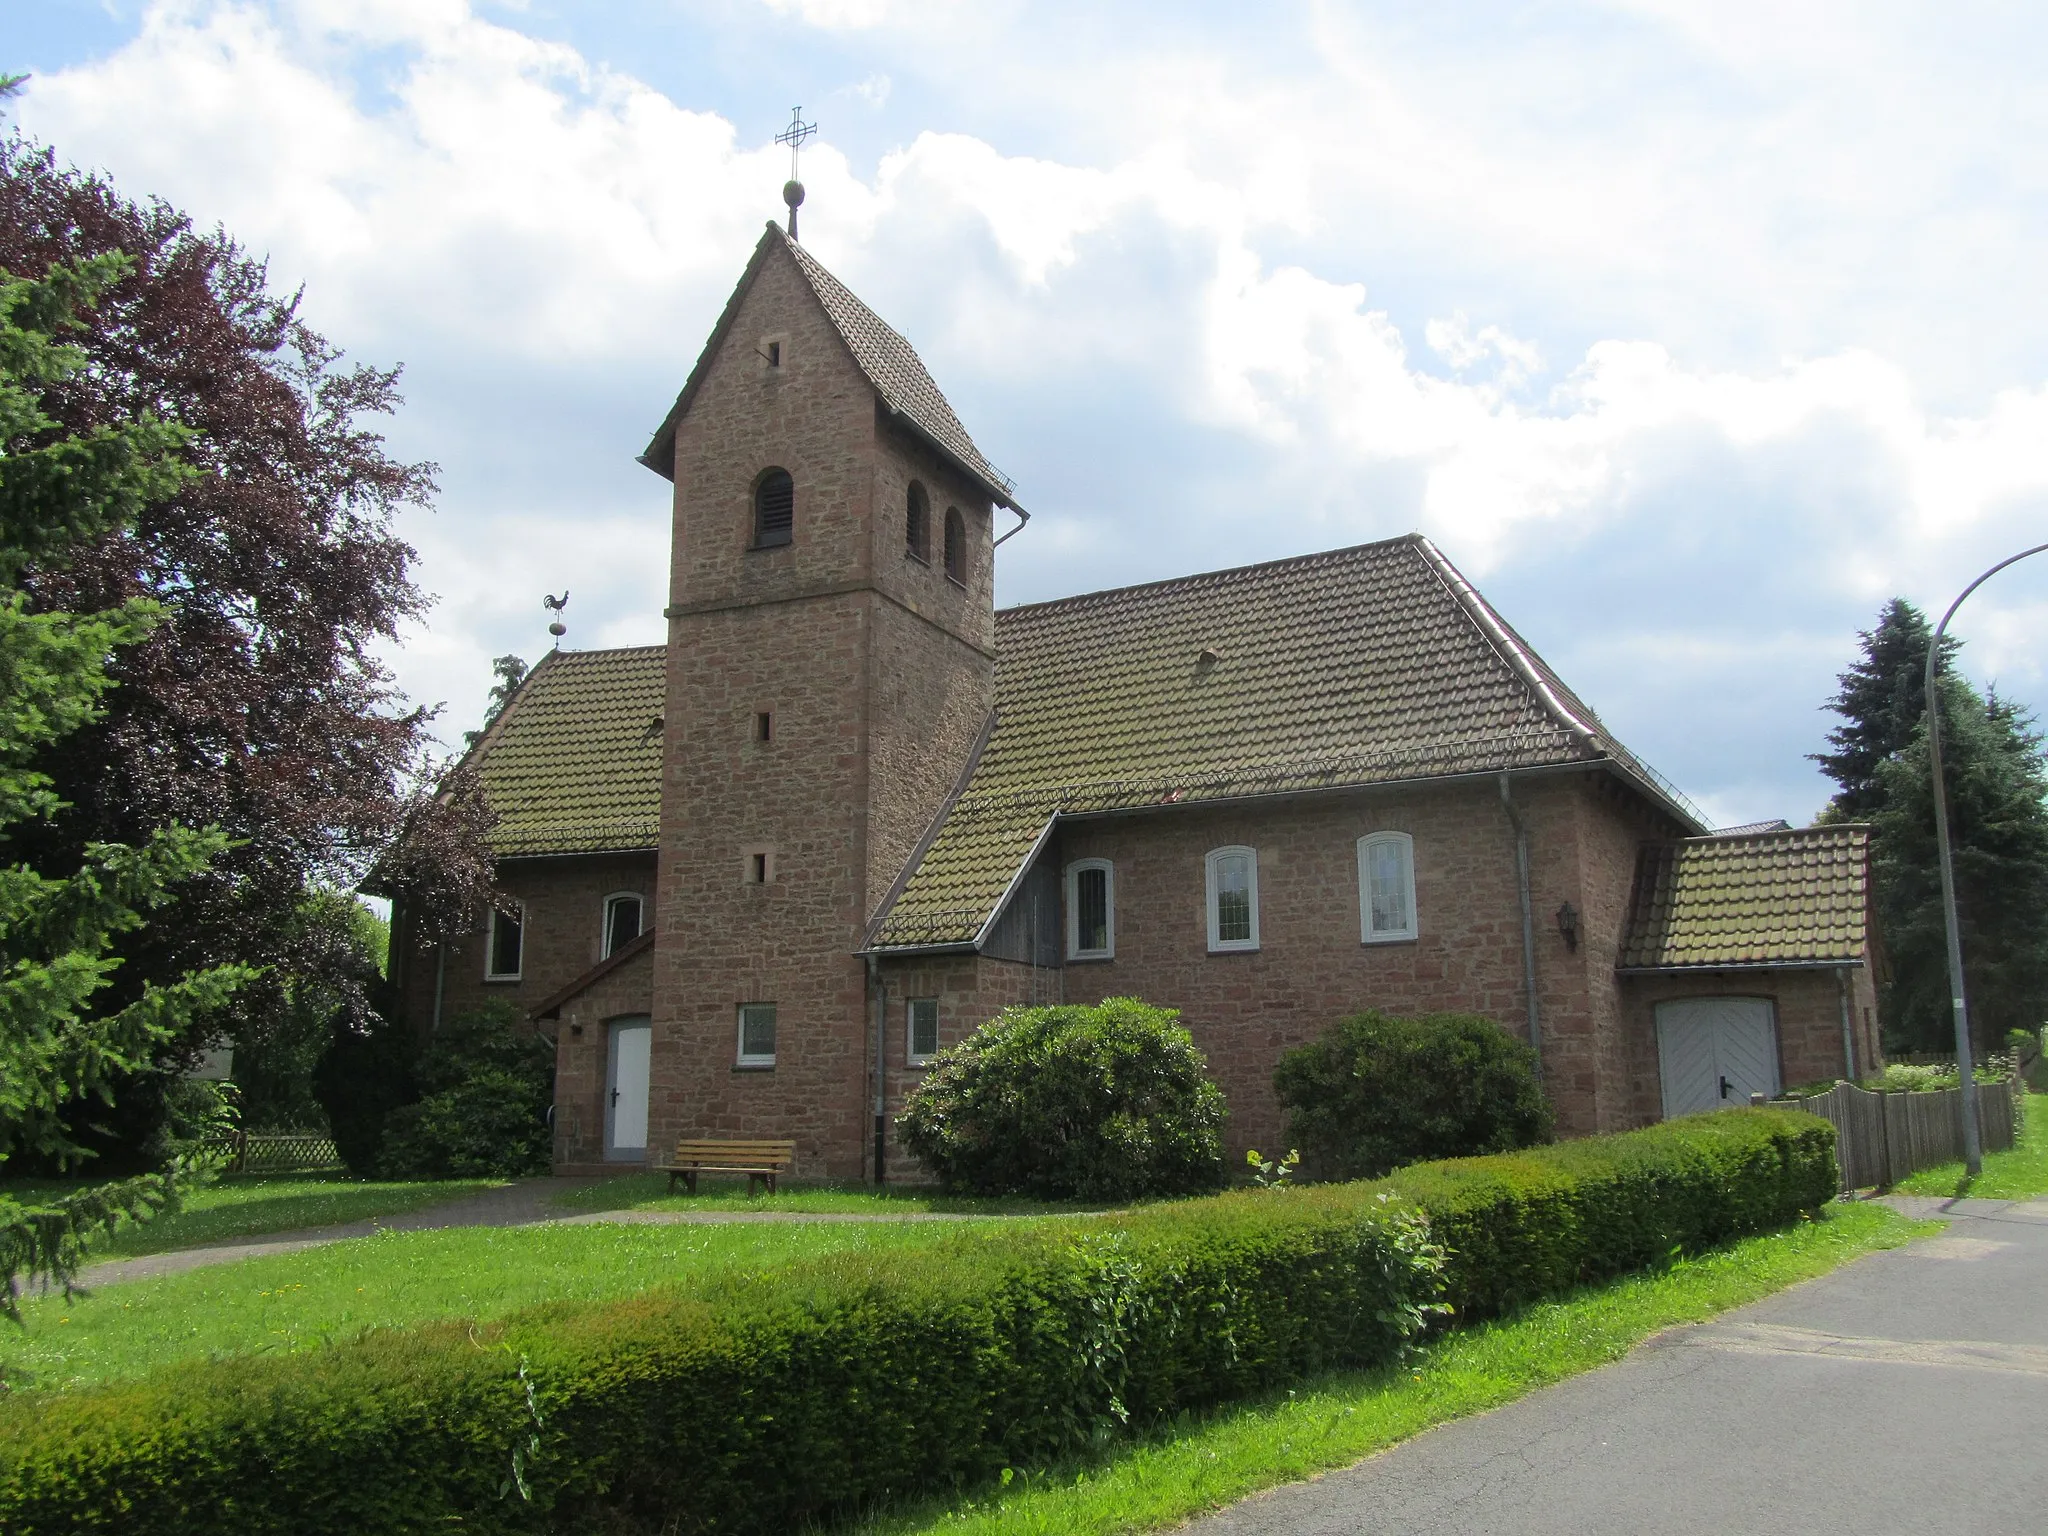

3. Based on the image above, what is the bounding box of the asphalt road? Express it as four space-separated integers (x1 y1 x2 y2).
1184 1196 2048 1536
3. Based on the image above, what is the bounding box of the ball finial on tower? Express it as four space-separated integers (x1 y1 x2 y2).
775 107 817 240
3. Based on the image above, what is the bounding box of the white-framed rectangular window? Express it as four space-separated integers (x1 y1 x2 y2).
906 997 939 1064
1205 846 1260 952
1065 858 1115 960
737 1002 777 1067
485 902 524 980
1358 831 1418 943
602 892 643 957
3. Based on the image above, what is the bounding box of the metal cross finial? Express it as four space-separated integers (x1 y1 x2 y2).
776 108 817 239
776 107 817 180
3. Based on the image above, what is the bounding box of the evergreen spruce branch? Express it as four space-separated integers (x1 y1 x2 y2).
0 1171 181 1324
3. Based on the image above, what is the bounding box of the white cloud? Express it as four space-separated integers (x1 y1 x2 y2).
21 0 2048 819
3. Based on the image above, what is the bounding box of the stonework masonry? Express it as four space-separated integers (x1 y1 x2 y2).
384 230 1878 1190
650 238 996 1178
393 852 655 1032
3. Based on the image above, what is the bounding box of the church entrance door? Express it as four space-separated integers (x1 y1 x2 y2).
605 1017 652 1161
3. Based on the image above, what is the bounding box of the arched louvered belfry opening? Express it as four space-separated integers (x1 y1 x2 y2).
906 481 931 562
943 505 966 584
753 467 794 548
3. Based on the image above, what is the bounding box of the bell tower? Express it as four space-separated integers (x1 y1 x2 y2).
637 213 1021 1176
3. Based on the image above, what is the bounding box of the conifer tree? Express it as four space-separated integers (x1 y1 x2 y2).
1813 598 1956 819
1870 685 2048 1051
1820 599 2048 1052
0 253 248 1315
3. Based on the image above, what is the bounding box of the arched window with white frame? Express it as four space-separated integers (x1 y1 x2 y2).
1065 858 1115 960
1204 846 1260 952
1358 831 1417 943
602 892 644 958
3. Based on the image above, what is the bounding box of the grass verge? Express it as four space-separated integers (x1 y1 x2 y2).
552 1172 1112 1217
0 1174 504 1259
5 1216 1004 1393
1894 1088 2046 1199
829 1201 1932 1536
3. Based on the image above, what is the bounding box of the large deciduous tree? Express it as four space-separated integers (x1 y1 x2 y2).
0 134 493 1157
1818 599 2048 1053
0 250 249 1312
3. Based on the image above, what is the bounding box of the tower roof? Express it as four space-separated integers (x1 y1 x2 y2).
640 225 1021 511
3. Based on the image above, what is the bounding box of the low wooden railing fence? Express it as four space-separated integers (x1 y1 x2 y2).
1778 1078 2019 1193
204 1131 344 1175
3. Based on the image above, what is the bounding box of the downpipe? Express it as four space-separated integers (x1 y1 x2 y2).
868 954 887 1185
1498 773 1543 1082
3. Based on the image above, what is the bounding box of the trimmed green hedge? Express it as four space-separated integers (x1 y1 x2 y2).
1371 1106 1837 1318
0 1109 1833 1534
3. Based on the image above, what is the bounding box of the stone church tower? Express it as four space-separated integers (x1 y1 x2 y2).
637 225 1022 1176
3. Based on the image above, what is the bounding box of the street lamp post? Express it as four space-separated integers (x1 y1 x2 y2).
1925 541 2048 1177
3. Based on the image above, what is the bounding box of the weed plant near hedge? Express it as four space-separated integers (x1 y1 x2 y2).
0 1109 1835 1535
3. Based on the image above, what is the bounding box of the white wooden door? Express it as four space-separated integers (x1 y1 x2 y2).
605 1018 652 1160
1656 997 1780 1118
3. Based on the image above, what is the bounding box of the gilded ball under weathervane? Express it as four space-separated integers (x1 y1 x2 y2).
783 179 805 210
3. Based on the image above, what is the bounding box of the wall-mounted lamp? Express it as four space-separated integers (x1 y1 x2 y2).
1556 901 1580 952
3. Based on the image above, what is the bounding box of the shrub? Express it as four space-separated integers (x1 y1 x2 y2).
311 1012 416 1176
0 1109 1833 1535
1275 1010 1553 1180
0 1177 1443 1534
1375 1107 1837 1318
897 998 1226 1199
377 1004 553 1179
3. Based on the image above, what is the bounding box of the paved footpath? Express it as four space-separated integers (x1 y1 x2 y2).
74 1181 988 1288
1185 1196 2048 1536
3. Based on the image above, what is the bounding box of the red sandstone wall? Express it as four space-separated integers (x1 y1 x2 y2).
549 946 656 1170
1621 965 1874 1117
392 852 655 1036
651 239 995 1179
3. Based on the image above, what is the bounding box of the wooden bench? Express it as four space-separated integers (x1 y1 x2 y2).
658 1138 796 1197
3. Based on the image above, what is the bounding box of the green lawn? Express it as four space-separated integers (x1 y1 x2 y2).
832 1203 1932 1536
3 1216 1004 1393
0 1174 503 1259
1894 1088 2048 1199
553 1171 1112 1217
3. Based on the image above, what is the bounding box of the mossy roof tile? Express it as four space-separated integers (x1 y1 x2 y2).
870 534 1697 948
468 646 665 858
1618 825 1870 969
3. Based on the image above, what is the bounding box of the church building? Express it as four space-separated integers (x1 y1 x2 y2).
386 220 1881 1180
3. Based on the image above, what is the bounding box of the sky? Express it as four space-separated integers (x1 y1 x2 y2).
10 0 2048 828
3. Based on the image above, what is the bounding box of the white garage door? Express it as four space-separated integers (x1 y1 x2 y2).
1656 997 1780 1118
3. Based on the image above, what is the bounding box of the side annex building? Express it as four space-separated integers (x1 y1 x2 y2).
388 224 1881 1178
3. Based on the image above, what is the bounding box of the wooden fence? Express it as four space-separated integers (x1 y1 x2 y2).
205 1131 344 1176
1780 1078 2019 1193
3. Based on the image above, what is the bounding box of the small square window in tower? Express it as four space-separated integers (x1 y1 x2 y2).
603 893 643 957
737 1002 777 1066
906 482 931 563
753 467 794 548
943 506 967 584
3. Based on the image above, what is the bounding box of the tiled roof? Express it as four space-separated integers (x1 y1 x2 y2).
641 225 1018 511
469 646 665 858
780 235 1017 508
1618 825 1870 970
869 534 1702 949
